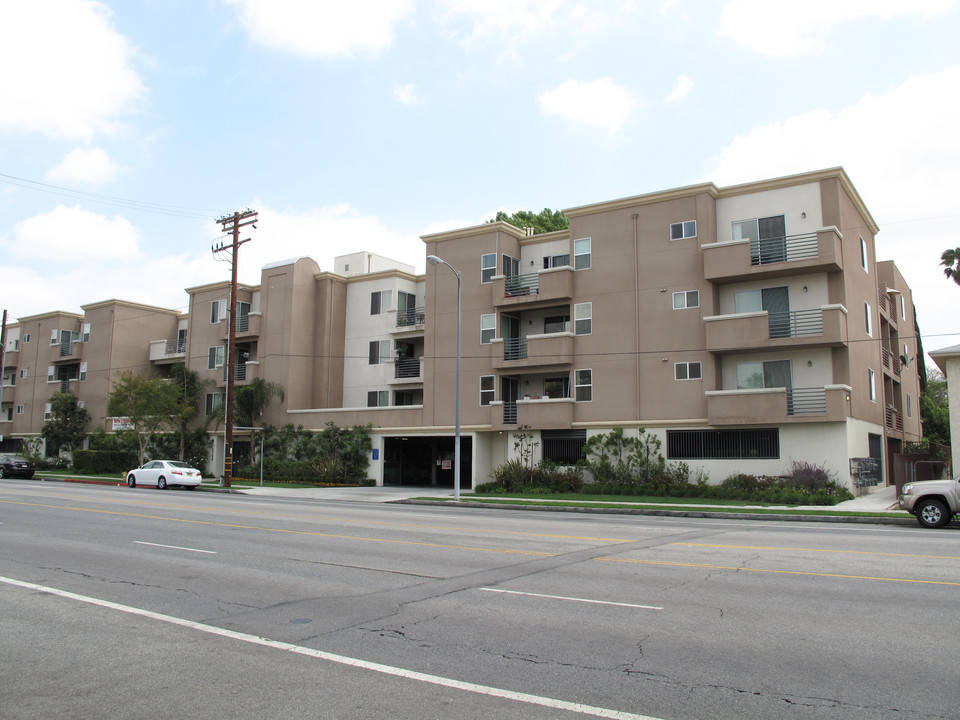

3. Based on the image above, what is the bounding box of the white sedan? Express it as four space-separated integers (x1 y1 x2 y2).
126 460 203 490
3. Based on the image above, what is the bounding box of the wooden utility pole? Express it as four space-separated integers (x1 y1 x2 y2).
213 210 257 487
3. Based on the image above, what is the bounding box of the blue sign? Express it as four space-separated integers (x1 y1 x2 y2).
372 449 379 461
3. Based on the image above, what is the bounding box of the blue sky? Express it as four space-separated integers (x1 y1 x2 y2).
2 0 959 357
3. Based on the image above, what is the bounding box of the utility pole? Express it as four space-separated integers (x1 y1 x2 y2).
213 209 257 487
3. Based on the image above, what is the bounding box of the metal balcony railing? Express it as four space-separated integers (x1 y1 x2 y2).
767 309 824 339
163 339 186 356
503 402 517 425
750 232 819 266
787 387 827 416
236 315 249 332
881 346 902 376
503 337 528 361
396 307 426 327
504 273 540 298
60 342 74 357
394 357 421 379
886 406 903 431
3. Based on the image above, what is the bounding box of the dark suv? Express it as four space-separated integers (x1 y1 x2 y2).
0 455 36 479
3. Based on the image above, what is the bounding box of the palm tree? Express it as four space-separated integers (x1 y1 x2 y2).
941 248 960 286
234 378 285 428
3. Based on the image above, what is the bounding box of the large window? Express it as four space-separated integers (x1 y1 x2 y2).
542 429 586 465
736 359 791 389
480 375 495 406
481 253 496 283
210 299 227 323
675 361 702 380
673 290 699 309
543 254 570 268
670 220 696 240
503 254 520 277
369 340 390 364
544 314 569 334
207 346 224 369
574 302 592 335
370 290 393 315
574 237 591 270
205 393 223 415
367 390 389 407
734 215 786 265
667 429 780 459
575 369 592 401
543 376 569 398
480 314 496 344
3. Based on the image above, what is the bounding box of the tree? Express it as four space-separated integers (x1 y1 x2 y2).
169 362 212 461
234 377 285 428
107 372 181 465
941 248 960 286
921 368 951 447
41 391 89 457
488 208 569 235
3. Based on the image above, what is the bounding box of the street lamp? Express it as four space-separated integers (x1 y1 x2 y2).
426 254 461 501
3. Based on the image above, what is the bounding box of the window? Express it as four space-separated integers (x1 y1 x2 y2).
542 429 586 465
907 393 912 418
481 253 496 283
735 215 786 265
368 340 390 365
367 390 389 407
50 329 58 345
82 323 90 343
670 220 697 240
480 375 495 406
210 299 226 323
16 404 24 415
900 295 906 320
503 254 519 277
19 368 28 379
79 362 87 381
77 400 85 410
543 376 569 398
394 390 417 406
675 361 702 380
737 359 791 389
2 407 10 422
370 290 393 315
23 333 30 343
575 369 592 401
480 314 496 344
12 339 18 350
864 302 872 336
44 403 52 421
667 429 780 459
673 290 699 309
398 291 416 312
544 314 569 334
574 237 591 270
868 369 876 402
207 346 224 369
543 254 570 268
860 237 868 271
574 302 592 335
205 393 223 415
47 366 55 382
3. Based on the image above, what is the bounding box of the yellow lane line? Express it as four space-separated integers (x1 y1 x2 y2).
599 557 960 586
671 542 960 561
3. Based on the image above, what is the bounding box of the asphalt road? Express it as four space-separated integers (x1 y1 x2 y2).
2 479 958 720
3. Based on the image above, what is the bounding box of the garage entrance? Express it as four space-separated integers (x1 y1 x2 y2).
383 436 473 488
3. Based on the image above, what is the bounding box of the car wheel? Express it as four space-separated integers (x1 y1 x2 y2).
127 474 136 488
157 476 167 490
916 499 951 528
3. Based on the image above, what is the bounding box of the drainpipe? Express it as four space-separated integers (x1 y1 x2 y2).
632 213 641 420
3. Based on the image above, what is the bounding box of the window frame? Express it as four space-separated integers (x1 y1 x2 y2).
672 290 700 310
574 302 592 336
675 361 702 381
480 314 496 345
481 253 496 284
868 368 876 402
367 390 389 407
573 237 591 270
860 236 868 271
370 290 393 315
479 375 495 406
205 392 223 415
23 333 30 343
543 254 570 269
670 220 697 240
864 302 873 337
574 368 593 402
16 404 25 415
207 345 225 370
210 299 227 323
82 323 91 343
368 339 390 365
79 362 87 381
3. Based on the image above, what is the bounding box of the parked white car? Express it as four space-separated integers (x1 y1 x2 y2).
126 460 202 490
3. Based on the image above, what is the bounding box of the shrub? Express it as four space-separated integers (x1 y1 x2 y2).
73 450 139 474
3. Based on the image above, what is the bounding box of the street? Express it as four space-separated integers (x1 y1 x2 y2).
2 480 958 720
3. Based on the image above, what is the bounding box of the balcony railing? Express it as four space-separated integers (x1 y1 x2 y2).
503 337 528 361
881 346 902 376
768 309 824 339
750 232 819 266
396 307 426 328
877 288 888 314
394 357 422 379
787 387 827 416
886 406 903 431
504 273 540 298
503 402 517 425
236 315 249 332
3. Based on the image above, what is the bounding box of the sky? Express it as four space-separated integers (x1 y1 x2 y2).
1 0 959 359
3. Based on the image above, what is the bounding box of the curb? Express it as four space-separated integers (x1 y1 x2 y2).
398 499 917 526
26 475 241 493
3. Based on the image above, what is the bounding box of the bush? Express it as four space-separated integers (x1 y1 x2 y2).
73 450 139 474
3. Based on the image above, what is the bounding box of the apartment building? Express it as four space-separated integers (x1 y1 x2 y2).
1 168 922 491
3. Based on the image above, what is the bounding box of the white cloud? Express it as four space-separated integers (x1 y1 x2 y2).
703 66 960 351
666 74 693 103
5 205 141 262
224 0 414 59
393 82 423 105
538 78 638 136
720 0 956 57
46 148 124 185
0 0 143 141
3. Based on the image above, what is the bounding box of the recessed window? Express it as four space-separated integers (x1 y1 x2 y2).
50 329 58 345
544 376 570 398
16 404 24 415
860 237 868 271
737 359 791 389
47 366 54 382
675 361 702 380
207 346 224 369
44 403 52 421
481 253 496 284
543 254 570 268
574 237 591 270
79 362 87 381
368 340 390 365
23 333 30 343
907 393 912 418
19 368 28 379
480 375 495 406
367 390 389 407
864 302 872 337
544 314 569 334
900 295 906 320
673 290 699 309
670 220 697 240
575 369 592 401
205 393 223 415
574 302 592 335
868 368 876 402
480 314 496 344
370 290 393 315
735 215 786 265
82 323 90 343
210 299 227 323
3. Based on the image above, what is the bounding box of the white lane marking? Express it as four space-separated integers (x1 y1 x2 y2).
481 588 663 610
1 575 663 720
134 541 216 554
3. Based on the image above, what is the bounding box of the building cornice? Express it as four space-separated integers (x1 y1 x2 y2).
81 298 182 315
564 182 719 217
421 220 527 243
17 310 84 323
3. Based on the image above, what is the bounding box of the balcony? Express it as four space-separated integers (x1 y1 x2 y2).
704 306 847 353
885 406 903 432
703 228 843 283
219 313 261 339
491 333 574 370
491 397 574 430
393 307 426 332
53 341 83 362
227 361 260 385
149 338 187 363
493 267 574 309
390 357 423 384
881 346 902 378
705 385 850 425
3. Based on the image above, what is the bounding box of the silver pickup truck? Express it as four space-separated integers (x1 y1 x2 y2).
899 476 960 528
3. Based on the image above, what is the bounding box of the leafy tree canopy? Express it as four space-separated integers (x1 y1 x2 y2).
41 391 89 456
235 377 285 428
489 208 569 235
107 371 182 464
941 248 960 286
921 368 951 447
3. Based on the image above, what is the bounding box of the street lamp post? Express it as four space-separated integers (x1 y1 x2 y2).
426 254 461 501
